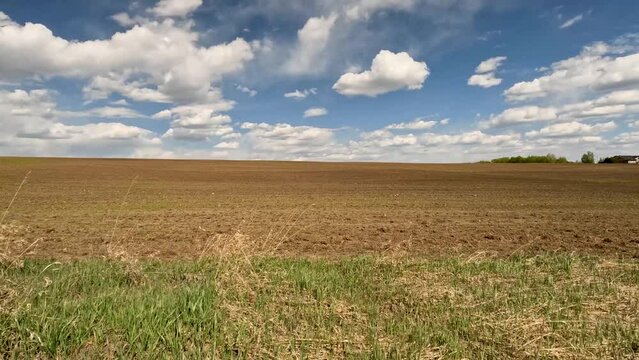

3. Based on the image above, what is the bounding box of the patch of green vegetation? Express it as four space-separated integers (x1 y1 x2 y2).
1 255 637 359
490 154 570 163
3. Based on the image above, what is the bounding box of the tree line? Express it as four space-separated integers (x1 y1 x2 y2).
482 151 627 164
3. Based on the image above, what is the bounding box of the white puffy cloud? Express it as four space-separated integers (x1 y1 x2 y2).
468 56 506 88
0 14 254 104
82 72 171 103
333 50 429 96
363 127 519 147
285 14 338 75
0 11 15 27
504 41 639 102
284 88 317 100
304 107 328 118
480 106 558 128
240 122 337 157
468 72 502 88
559 14 583 29
17 122 157 141
475 56 507 74
152 109 173 120
149 0 203 18
482 88 639 129
0 88 162 157
419 131 521 147
111 13 142 27
385 119 437 130
593 89 639 106
236 85 257 97
525 121 617 138
160 105 235 141
0 89 56 138
349 127 523 163
364 133 418 147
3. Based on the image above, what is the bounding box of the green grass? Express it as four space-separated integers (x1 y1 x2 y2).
1 255 638 359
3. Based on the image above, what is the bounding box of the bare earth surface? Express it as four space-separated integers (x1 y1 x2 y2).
1 157 638 259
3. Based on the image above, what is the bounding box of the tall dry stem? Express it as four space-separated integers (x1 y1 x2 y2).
105 176 144 285
109 175 138 242
0 170 31 226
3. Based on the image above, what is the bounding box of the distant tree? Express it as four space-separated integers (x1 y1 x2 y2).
581 151 595 164
490 154 570 164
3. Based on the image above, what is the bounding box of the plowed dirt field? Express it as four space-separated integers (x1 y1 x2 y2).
1 157 637 259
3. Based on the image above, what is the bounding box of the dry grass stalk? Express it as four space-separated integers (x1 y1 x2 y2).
109 175 138 242
105 176 144 285
0 170 31 227
1 171 40 268
0 170 40 316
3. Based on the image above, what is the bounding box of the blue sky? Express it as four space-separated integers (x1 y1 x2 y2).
0 0 638 162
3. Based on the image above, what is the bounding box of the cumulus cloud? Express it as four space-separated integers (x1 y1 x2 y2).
468 72 502 88
304 107 328 118
475 56 507 74
385 119 437 130
0 13 254 104
468 56 506 88
236 85 257 97
480 106 558 128
525 121 617 138
284 88 317 100
240 122 337 158
504 40 639 102
149 0 203 18
110 13 145 27
0 88 162 157
285 14 338 75
363 133 418 147
0 11 15 27
420 131 521 147
152 109 173 120
333 50 429 96
82 72 171 103
160 105 236 141
17 122 157 141
483 87 639 129
349 127 523 162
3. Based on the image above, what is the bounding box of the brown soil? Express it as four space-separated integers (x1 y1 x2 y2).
1 157 638 259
